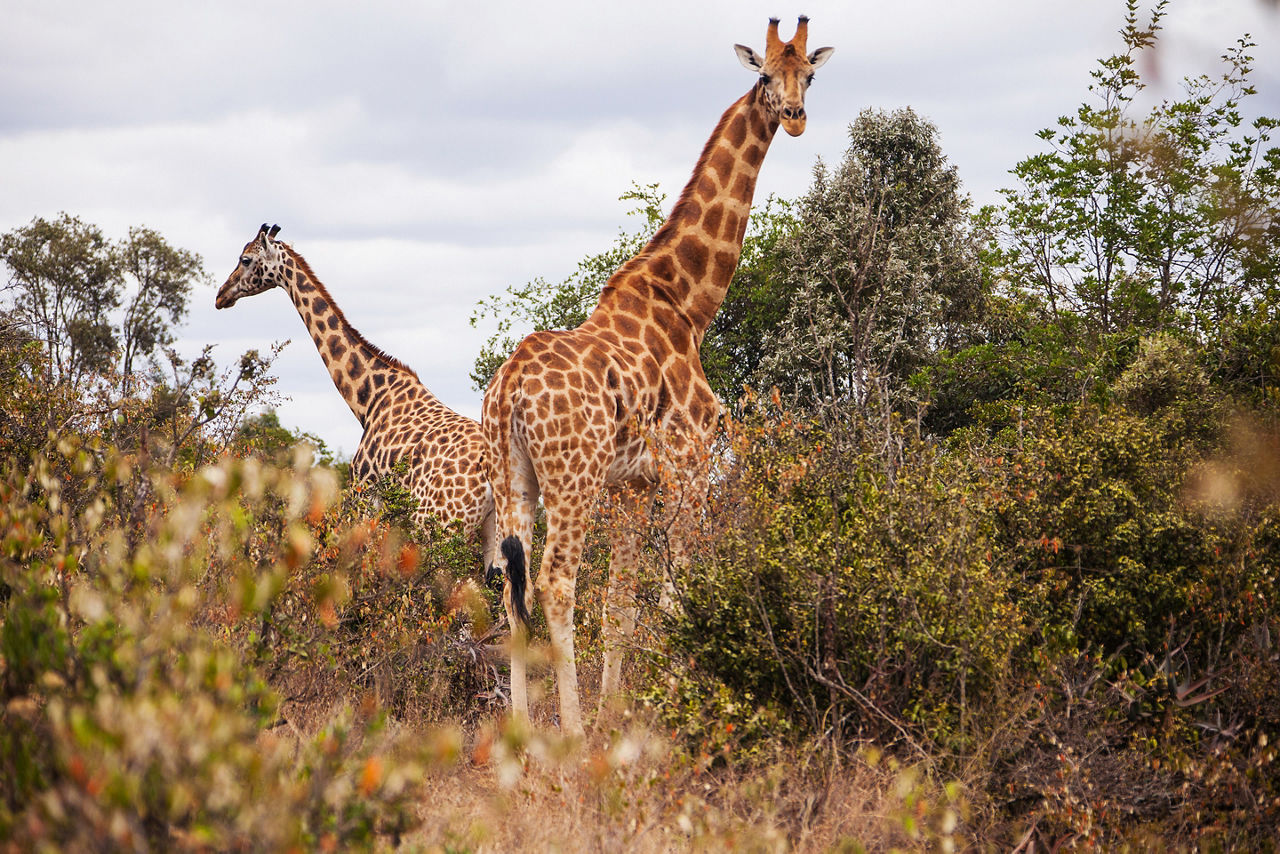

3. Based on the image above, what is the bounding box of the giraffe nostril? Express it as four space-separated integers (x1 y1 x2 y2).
782 106 805 120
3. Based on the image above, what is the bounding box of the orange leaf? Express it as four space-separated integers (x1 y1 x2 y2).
359 756 383 795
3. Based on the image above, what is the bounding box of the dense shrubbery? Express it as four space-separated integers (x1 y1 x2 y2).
0 436 479 848
643 334 1280 846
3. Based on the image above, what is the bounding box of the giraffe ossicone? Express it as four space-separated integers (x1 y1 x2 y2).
216 223 495 566
482 17 833 737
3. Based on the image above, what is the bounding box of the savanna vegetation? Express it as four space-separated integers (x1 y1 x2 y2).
4 2 1280 849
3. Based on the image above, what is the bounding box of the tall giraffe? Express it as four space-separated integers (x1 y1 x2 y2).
483 18 833 735
217 224 494 564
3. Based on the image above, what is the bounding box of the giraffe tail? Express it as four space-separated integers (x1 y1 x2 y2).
501 535 531 626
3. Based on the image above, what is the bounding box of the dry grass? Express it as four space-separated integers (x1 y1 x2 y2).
399 717 962 853
259 693 958 854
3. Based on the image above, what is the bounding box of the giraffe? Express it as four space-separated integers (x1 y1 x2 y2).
217 224 495 565
482 18 833 735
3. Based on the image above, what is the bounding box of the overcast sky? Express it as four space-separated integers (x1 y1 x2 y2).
3 0 1278 458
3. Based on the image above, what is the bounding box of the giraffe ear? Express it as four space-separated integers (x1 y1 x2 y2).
808 47 834 70
735 44 763 72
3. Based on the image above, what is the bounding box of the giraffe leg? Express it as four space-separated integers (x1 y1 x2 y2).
599 482 655 710
538 488 599 738
479 503 498 580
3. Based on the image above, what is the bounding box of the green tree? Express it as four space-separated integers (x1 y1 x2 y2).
995 0 1280 337
117 226 205 387
0 213 119 386
234 407 339 469
0 215 207 390
755 108 987 415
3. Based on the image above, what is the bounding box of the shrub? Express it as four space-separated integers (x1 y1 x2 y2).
0 437 467 848
654 405 1026 755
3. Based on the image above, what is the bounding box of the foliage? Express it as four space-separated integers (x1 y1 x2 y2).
234 407 341 472
994 0 1280 338
647 345 1280 842
0 439 446 850
243 458 503 729
755 107 987 416
0 214 208 389
1 213 120 387
116 226 204 386
0 217 278 472
656 403 1026 754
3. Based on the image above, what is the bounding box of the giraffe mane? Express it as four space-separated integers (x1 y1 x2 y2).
281 244 423 381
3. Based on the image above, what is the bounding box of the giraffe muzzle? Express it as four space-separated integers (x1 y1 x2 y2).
780 105 807 136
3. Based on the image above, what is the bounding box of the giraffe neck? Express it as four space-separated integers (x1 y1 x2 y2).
277 246 425 428
597 82 779 342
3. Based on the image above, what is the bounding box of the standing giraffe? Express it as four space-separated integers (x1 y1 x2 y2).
217 224 494 565
483 19 833 735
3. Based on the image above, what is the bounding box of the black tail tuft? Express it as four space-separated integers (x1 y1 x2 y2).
502 535 531 626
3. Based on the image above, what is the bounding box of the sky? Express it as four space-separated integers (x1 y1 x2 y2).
3 0 1278 458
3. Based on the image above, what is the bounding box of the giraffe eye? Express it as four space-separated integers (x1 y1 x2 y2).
806 74 815 85
240 257 251 267
760 73 772 85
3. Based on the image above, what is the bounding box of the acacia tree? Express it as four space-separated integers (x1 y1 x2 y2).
996 0 1280 338
755 107 986 414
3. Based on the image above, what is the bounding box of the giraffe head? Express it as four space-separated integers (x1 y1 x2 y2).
215 223 286 309
735 16 833 137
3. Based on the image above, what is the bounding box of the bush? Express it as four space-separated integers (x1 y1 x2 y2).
646 382 1280 846
653 405 1026 755
0 437 471 848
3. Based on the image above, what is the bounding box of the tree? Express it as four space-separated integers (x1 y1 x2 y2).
755 108 986 414
0 213 119 386
996 0 1280 338
117 226 205 387
0 214 207 389
234 408 338 469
